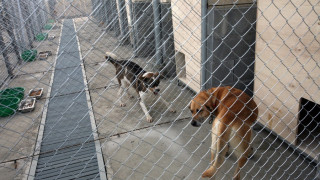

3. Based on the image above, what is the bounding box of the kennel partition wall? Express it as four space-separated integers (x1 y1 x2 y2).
172 0 256 94
254 0 320 159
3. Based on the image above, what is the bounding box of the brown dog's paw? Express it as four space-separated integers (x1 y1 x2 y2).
202 166 216 178
120 103 126 107
233 174 241 180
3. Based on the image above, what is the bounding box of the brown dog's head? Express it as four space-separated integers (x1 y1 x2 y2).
142 72 163 95
189 91 216 127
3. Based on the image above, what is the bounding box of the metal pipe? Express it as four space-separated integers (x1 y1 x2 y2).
0 27 13 76
29 0 40 35
102 0 108 24
116 0 129 43
111 0 120 34
16 0 28 49
152 0 163 68
23 1 36 42
105 0 113 30
316 154 320 179
2 0 22 62
116 0 124 34
200 0 207 90
21 1 34 48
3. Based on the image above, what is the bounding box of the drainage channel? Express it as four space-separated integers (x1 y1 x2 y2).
28 19 106 180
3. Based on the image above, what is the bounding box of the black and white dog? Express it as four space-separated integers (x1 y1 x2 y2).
105 52 175 122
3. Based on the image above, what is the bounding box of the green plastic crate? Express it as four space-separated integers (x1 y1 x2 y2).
44 24 53 30
36 33 48 41
0 97 20 117
21 50 37 62
0 87 25 100
47 19 55 23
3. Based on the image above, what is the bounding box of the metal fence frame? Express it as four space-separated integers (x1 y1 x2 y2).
0 0 319 179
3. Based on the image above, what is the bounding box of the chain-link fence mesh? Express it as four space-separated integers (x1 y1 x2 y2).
0 0 319 179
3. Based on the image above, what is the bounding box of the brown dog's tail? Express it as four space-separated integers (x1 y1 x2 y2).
105 52 119 66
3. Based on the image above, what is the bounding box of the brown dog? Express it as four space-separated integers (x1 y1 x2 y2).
189 86 258 180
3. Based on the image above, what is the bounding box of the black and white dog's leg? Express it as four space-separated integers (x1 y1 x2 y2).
118 86 126 107
139 91 153 122
123 80 134 99
126 90 134 99
118 79 129 107
159 95 176 113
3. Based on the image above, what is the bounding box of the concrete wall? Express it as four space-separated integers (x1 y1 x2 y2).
254 0 320 158
172 0 201 92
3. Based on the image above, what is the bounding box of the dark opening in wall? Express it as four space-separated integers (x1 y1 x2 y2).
298 98 320 147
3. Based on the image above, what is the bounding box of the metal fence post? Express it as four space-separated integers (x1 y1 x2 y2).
116 0 129 44
0 30 13 77
2 0 22 63
0 1 318 179
317 154 320 180
200 0 207 91
152 0 163 69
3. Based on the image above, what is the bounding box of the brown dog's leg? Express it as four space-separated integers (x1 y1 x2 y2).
225 143 230 157
231 125 252 180
202 120 229 178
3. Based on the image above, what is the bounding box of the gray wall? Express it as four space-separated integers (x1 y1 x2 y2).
205 4 257 96
160 3 175 77
130 2 155 57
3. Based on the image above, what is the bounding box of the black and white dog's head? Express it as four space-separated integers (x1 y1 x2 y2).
141 72 163 95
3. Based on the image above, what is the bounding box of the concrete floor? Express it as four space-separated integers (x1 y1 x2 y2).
0 16 317 180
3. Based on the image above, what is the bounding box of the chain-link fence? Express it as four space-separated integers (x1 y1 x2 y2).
0 0 319 179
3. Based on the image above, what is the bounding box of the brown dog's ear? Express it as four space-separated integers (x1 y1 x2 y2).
204 91 216 110
210 95 217 107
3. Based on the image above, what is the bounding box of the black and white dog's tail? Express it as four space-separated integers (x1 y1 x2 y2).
105 52 119 66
